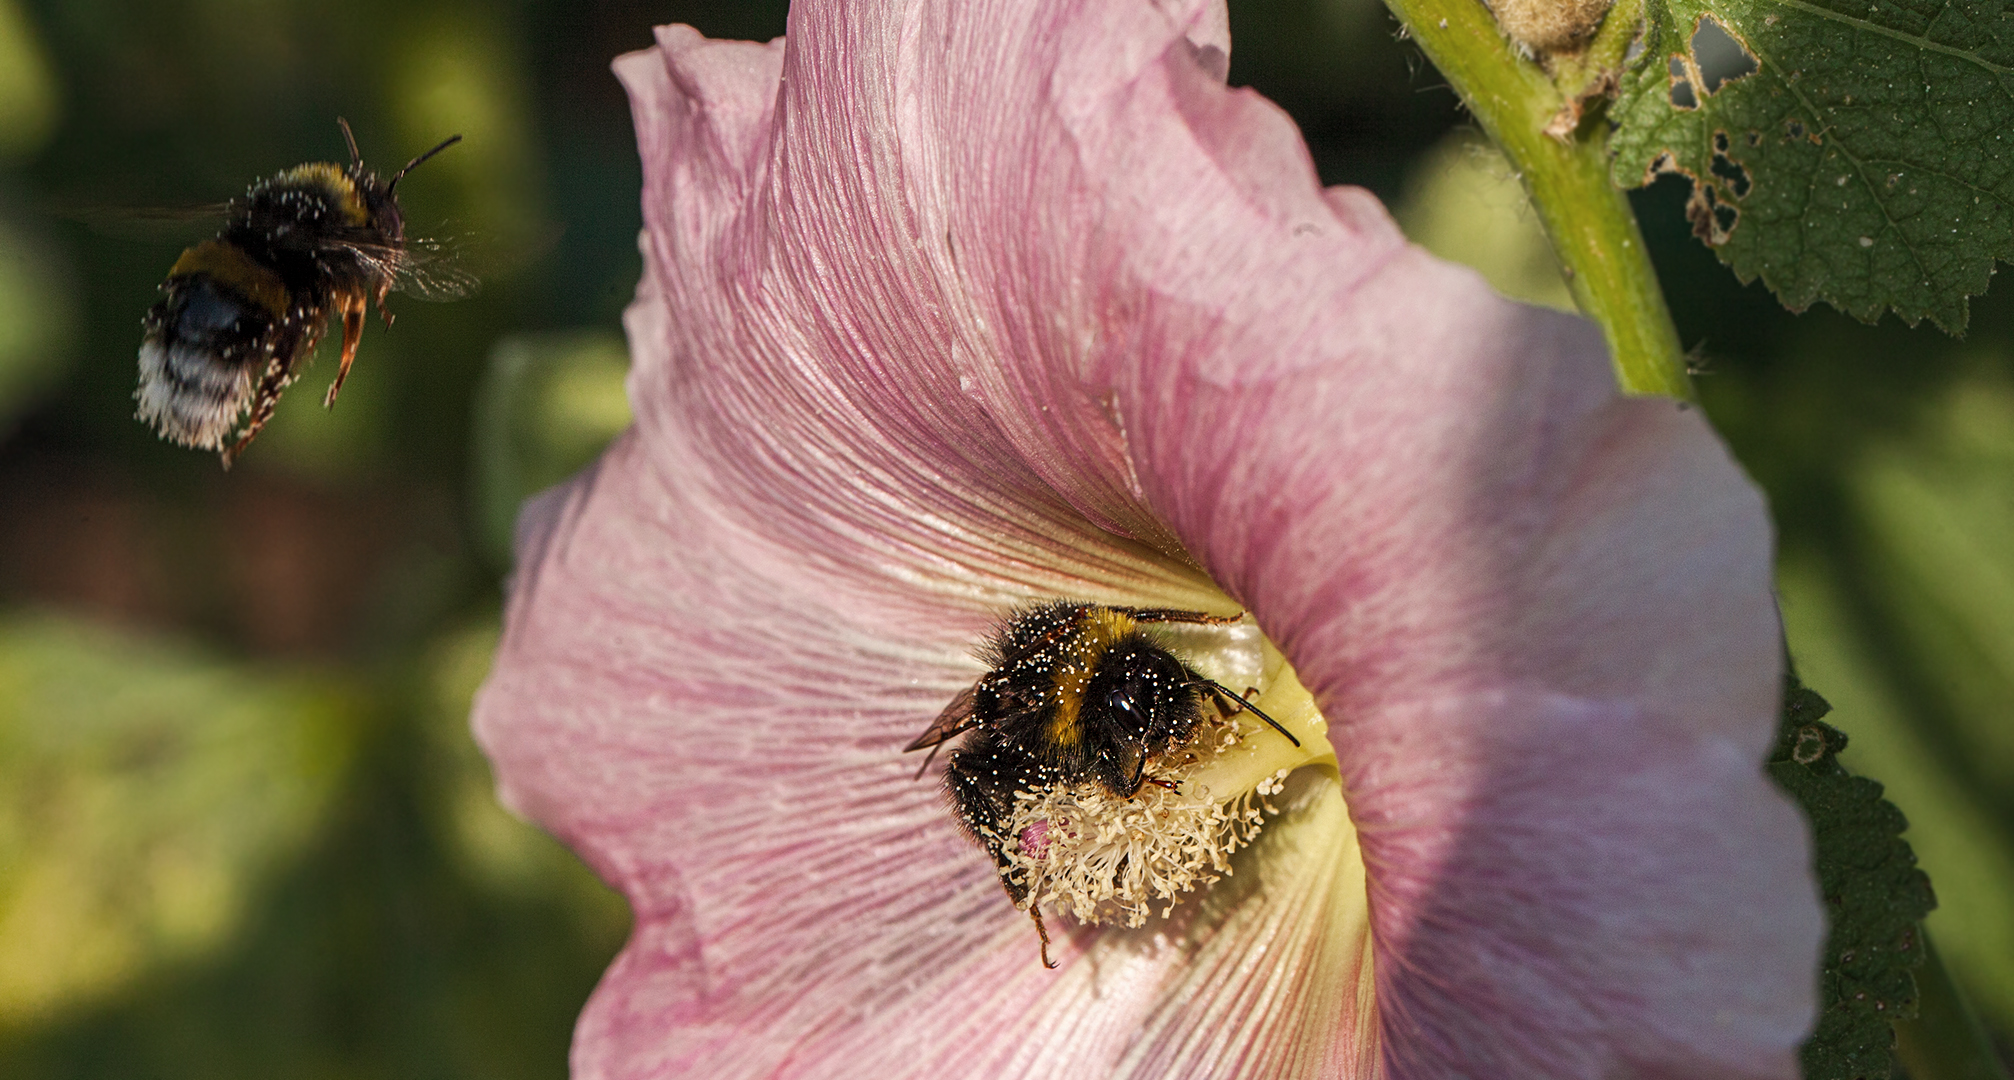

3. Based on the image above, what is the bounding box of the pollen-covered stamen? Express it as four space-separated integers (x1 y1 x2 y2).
994 647 1319 929
997 762 1296 928
993 628 1331 929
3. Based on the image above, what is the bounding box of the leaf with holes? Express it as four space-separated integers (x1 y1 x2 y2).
1609 0 2014 331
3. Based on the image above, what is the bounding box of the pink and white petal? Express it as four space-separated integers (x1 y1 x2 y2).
1058 55 1814 1080
619 22 1215 616
480 268 1370 1080
613 29 1198 624
481 0 1821 1077
477 416 1375 1079
482 431 1040 1080
803 0 1819 1071
619 1 1365 602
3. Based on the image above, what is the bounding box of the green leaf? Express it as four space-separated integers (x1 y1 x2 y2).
0 211 74 434
0 613 362 1025
1768 672 1937 1078
1609 0 2014 331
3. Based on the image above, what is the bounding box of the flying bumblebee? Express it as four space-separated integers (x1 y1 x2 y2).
135 118 473 468
906 601 1299 967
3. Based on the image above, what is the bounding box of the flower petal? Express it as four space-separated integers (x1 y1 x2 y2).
778 0 1821 1068
477 1 1822 1077
618 22 1220 619
482 269 1375 1080
1019 31 1819 1080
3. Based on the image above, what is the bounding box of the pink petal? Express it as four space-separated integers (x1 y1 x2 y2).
483 265 1379 1079
475 1 1822 1077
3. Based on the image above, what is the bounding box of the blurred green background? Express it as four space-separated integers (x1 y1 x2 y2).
0 0 2005 1076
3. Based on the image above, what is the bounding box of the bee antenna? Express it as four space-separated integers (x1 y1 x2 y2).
336 117 362 166
1198 678 1301 748
388 134 464 195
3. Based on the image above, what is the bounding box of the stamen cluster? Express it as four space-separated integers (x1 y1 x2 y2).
995 710 1295 927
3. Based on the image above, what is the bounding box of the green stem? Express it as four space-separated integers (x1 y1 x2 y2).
1895 931 2013 1080
1379 0 1693 400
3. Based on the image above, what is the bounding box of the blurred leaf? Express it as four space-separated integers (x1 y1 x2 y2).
1855 378 2014 753
1610 0 2014 331
0 211 75 435
0 0 58 156
0 611 361 1028
388 10 550 272
1768 673 1935 1078
471 330 630 568
1394 129 1576 311
0 611 631 1080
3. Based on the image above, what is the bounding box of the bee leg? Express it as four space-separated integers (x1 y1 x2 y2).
1197 676 1300 748
911 740 945 781
1028 905 1058 970
375 279 395 328
323 290 368 409
1204 683 1254 719
221 351 295 469
1125 608 1244 626
1144 775 1181 793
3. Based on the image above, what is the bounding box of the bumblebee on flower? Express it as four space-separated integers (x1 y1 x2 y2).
905 601 1304 966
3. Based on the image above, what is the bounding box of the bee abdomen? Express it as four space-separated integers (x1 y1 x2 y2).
135 274 276 450
946 735 1064 902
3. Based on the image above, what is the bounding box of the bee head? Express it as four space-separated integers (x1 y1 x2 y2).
355 171 407 243
335 117 461 243
1086 638 1201 749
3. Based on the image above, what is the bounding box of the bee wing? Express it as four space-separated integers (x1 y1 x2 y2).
387 236 483 301
336 236 482 302
904 684 979 752
58 201 232 243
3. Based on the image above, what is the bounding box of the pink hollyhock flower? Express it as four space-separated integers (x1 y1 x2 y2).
472 0 1823 1076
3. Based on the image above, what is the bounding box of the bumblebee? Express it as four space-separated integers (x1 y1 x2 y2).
906 601 1298 966
135 118 471 467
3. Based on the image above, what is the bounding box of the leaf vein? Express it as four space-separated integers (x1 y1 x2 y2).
1764 0 2014 75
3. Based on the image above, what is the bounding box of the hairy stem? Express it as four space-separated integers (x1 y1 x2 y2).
1379 0 1693 400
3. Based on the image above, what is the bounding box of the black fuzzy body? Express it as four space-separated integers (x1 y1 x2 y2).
135 125 463 465
923 602 1216 900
